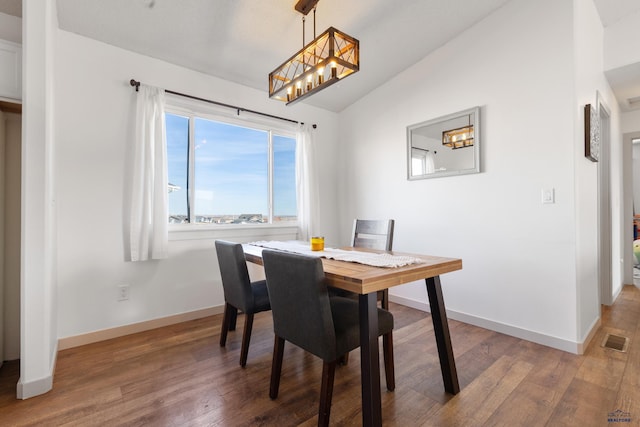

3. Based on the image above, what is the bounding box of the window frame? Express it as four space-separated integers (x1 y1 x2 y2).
164 95 298 232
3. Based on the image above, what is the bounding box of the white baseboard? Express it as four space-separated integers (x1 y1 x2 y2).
612 284 624 302
17 374 53 400
577 316 601 355
17 340 58 399
58 306 224 351
17 307 224 399
389 294 587 354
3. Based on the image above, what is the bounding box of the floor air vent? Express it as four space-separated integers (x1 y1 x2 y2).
601 333 629 352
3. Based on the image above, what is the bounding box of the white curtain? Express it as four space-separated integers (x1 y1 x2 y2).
296 123 319 241
425 150 436 174
129 85 168 261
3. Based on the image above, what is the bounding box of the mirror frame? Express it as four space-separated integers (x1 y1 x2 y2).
407 106 481 180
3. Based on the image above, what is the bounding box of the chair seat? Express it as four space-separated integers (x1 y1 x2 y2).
330 296 394 359
250 280 271 313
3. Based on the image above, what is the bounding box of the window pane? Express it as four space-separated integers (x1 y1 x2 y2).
411 156 425 176
273 135 297 221
193 118 268 224
166 113 189 223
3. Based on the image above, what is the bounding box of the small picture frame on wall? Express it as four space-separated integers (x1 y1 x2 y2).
584 102 600 162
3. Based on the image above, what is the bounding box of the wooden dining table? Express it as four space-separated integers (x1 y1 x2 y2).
243 243 462 427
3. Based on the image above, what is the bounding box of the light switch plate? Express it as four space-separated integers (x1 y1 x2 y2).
542 188 555 204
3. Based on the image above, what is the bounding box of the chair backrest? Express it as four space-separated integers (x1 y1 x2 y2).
262 250 337 361
351 219 394 251
215 240 253 312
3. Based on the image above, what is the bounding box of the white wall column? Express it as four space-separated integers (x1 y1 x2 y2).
18 0 58 399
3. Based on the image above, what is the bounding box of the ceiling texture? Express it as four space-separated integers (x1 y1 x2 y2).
1 0 639 112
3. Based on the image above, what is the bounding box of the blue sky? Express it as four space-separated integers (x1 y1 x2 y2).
166 113 296 218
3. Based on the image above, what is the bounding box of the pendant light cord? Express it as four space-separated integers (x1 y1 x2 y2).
302 7 317 47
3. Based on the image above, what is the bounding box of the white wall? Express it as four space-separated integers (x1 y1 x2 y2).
603 8 640 71
0 12 22 44
622 110 640 134
573 0 623 339
54 30 340 340
620 89 640 284
625 110 640 228
337 0 611 352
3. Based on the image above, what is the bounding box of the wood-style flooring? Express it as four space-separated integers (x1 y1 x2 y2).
0 285 639 426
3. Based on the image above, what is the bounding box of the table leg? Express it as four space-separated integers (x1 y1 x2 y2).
425 276 460 394
359 292 382 426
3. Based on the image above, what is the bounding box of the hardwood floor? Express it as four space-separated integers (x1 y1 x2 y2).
0 285 639 426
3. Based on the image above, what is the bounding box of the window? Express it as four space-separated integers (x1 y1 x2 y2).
166 109 297 225
411 149 427 176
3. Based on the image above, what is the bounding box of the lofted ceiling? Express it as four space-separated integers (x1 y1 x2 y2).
1 0 639 112
55 0 513 112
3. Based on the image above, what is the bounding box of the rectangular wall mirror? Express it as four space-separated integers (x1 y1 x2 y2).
407 106 480 180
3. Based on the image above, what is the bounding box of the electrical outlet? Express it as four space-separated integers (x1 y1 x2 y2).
117 284 130 301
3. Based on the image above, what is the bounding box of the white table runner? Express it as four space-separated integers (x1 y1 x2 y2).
248 240 424 268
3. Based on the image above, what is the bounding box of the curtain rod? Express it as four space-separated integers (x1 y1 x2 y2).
413 147 437 153
129 79 316 128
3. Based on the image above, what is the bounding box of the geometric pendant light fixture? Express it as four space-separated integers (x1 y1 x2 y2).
442 125 474 149
442 114 474 149
269 0 360 106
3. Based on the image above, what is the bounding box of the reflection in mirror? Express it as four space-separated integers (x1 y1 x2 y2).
407 106 480 180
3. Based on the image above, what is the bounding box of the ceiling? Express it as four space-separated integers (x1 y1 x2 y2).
592 0 640 26
1 0 639 112
592 0 640 112
56 0 516 112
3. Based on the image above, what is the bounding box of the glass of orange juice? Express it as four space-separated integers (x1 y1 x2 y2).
310 236 325 251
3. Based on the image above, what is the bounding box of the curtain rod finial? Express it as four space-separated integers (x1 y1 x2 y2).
130 79 140 92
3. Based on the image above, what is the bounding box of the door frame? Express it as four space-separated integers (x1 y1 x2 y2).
598 96 612 305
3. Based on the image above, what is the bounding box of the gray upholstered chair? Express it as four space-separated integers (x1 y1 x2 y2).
352 219 395 309
215 240 271 367
262 249 394 426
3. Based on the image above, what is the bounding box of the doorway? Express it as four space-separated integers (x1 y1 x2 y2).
629 133 640 286
0 102 22 366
